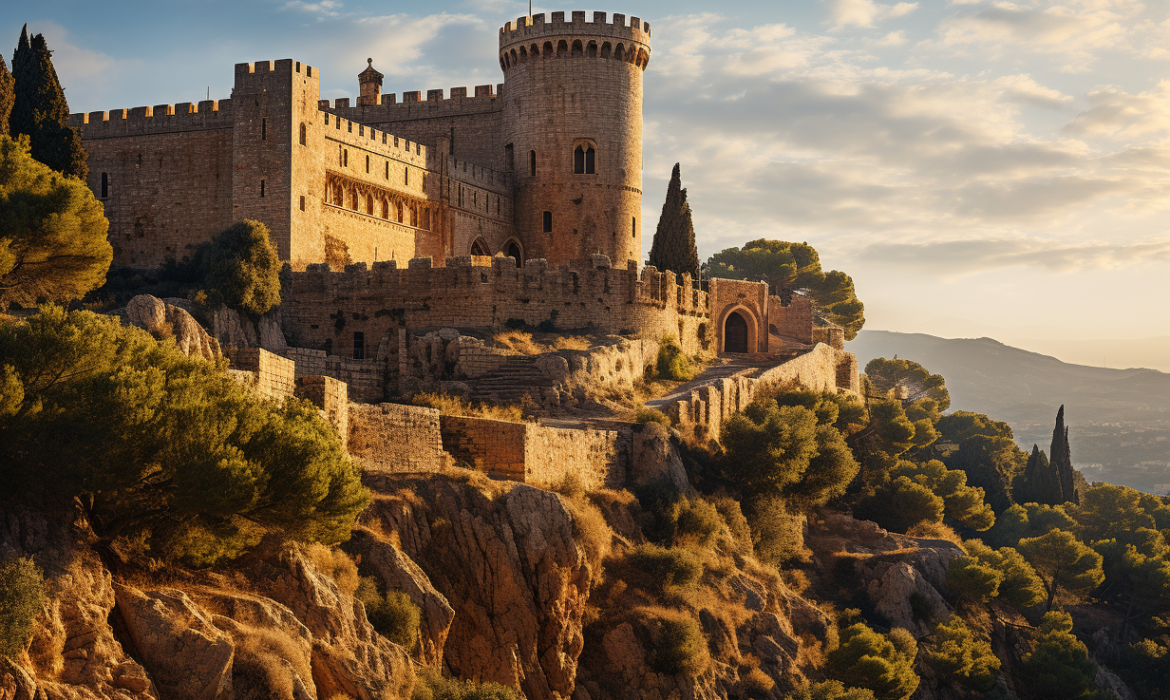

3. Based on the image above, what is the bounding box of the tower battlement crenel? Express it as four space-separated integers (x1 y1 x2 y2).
499 11 650 42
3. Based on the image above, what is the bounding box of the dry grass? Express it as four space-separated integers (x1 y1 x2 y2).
907 521 964 547
551 473 614 570
230 623 313 699
412 392 527 423
303 543 359 596
491 330 594 355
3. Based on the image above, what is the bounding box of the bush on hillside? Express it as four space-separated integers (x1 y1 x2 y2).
747 496 809 567
784 681 876 700
656 335 694 381
854 477 944 533
926 617 1000 691
945 555 1003 605
624 544 703 595
826 623 919 700
0 306 368 566
411 667 523 700
1022 612 1111 699
0 557 44 659
642 607 709 675
195 219 281 316
356 577 421 651
635 407 671 427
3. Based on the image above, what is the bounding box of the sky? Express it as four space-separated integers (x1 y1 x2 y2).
6 0 1170 359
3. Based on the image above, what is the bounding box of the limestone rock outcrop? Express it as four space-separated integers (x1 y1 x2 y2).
627 423 691 493
124 294 220 360
363 474 591 700
341 528 454 666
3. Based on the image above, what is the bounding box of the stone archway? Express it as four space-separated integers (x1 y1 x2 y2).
724 311 749 353
503 238 523 266
470 238 490 256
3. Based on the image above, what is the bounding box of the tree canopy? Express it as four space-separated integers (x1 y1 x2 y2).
826 623 919 700
1018 529 1105 611
863 358 950 411
0 135 111 309
195 220 282 316
1022 612 1112 700
0 55 13 135
9 27 87 179
706 239 865 340
926 617 1000 691
647 163 700 280
0 306 368 566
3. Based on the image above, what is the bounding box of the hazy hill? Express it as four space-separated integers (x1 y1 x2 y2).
848 330 1170 492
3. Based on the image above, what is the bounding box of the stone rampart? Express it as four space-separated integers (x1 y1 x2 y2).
280 258 719 361
348 403 446 474
439 416 626 490
296 375 349 444
226 347 296 400
283 347 386 403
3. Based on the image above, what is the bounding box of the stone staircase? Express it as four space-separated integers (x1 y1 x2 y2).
461 356 552 405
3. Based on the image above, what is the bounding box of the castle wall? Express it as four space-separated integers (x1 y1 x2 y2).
709 277 771 353
279 256 716 361
75 105 236 268
770 294 815 345
283 347 387 402
295 375 349 444
324 87 505 172
226 347 297 400
348 403 446 474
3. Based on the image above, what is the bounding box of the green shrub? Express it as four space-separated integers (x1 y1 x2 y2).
826 622 919 700
356 577 421 651
747 496 808 566
195 219 281 316
945 555 1003 604
854 477 944 533
625 544 702 594
785 681 877 700
656 335 694 381
927 617 1000 691
0 307 368 567
643 608 709 675
411 667 522 700
711 496 753 554
0 557 45 659
1022 612 1111 699
635 407 671 427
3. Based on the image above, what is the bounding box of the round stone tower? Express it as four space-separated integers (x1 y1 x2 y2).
499 10 650 268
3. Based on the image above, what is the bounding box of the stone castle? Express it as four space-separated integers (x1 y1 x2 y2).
71 9 859 445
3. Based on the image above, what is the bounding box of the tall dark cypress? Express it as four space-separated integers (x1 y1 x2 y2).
1050 405 1079 505
1015 444 1063 506
648 163 700 281
0 54 14 135
10 28 88 178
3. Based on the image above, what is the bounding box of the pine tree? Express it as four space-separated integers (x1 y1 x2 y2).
1015 445 1065 506
648 163 700 280
1050 406 1079 505
10 27 88 178
0 55 14 135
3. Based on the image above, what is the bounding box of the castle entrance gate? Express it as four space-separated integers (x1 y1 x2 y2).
724 312 748 353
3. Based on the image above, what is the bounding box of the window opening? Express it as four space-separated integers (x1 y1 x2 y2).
100 172 108 198
543 211 552 232
366 155 370 173
505 143 514 171
260 180 265 197
261 118 267 140
632 216 637 237
353 331 365 360
299 123 306 145
529 150 537 176
300 195 306 211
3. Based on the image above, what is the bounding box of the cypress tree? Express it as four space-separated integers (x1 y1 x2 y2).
10 27 88 178
1050 405 1079 505
1014 445 1064 506
0 55 13 135
648 163 700 281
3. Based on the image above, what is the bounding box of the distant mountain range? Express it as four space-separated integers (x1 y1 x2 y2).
847 331 1170 492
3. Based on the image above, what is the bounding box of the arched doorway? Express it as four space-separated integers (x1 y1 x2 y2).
470 238 490 256
724 312 749 353
503 239 523 266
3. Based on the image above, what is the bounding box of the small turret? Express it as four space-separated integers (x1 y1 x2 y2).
358 59 383 106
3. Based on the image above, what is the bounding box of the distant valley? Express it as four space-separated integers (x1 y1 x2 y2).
848 330 1170 493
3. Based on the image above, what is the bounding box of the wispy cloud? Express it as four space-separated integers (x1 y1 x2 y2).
825 0 919 30
859 238 1170 276
282 0 344 17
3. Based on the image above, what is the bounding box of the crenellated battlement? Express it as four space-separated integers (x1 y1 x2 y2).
233 58 318 80
319 110 429 168
319 83 504 125
500 11 650 44
499 11 651 71
70 100 235 137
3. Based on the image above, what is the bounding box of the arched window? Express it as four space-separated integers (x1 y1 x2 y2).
470 238 490 256
520 46 528 62
366 193 374 215
574 142 595 174
504 239 522 266
572 40 583 57
410 206 417 227
100 172 108 198
353 331 365 360
601 42 612 59
397 202 403 222
587 42 598 58
614 44 625 61
529 150 537 177
557 40 568 57
381 199 389 219
299 123 306 146
543 41 554 56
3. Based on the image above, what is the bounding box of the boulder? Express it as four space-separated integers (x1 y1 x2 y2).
125 295 220 360
341 529 454 666
113 586 234 700
627 423 690 493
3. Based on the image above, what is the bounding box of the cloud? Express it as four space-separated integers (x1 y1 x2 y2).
859 238 1170 276
826 0 919 29
1064 81 1170 139
282 0 344 17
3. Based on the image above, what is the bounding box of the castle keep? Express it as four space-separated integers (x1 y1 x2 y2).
70 11 651 272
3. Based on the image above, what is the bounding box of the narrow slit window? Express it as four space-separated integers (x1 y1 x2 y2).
366 155 370 173
261 118 267 140
574 145 584 174
632 216 637 238
543 210 552 233
299 123 306 145
100 172 108 198
353 331 365 360
405 168 409 186
299 195 306 211
529 150 537 176
260 180 265 197
343 150 348 167
385 162 389 179
585 146 595 174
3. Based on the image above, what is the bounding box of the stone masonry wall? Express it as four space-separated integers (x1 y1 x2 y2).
439 416 528 479
296 375 349 444
348 403 446 474
226 347 296 400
